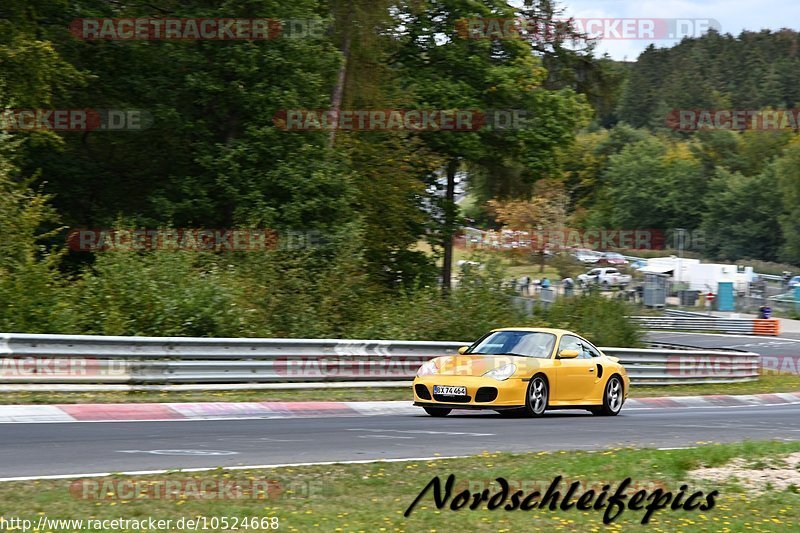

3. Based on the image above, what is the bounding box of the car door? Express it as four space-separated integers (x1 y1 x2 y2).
576 337 605 402
553 335 598 402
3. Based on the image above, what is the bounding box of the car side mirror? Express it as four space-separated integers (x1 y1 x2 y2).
558 349 580 359
457 346 469 355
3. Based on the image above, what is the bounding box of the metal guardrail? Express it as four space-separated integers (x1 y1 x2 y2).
630 316 780 335
604 347 758 385
0 333 760 388
663 309 717 318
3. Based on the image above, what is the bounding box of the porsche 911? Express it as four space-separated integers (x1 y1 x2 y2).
413 328 629 417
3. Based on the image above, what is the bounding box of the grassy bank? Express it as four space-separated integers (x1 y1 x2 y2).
0 441 797 531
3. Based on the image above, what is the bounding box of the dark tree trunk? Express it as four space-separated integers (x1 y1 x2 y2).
328 4 352 148
442 158 459 295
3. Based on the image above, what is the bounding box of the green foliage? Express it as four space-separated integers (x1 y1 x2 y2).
354 260 526 341
774 140 800 264
542 293 642 348
70 251 242 337
0 136 73 333
4 1 797 341
547 253 587 279
700 168 783 261
601 136 706 230
617 29 800 127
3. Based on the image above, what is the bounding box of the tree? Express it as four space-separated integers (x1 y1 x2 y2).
487 179 568 230
700 168 783 261
487 179 569 271
602 136 706 232
392 0 590 291
0 135 72 332
774 140 800 263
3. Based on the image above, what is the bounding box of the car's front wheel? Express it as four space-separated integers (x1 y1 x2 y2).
591 376 623 416
423 407 451 417
523 375 548 417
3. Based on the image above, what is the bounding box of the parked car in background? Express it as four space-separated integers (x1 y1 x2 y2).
577 267 632 289
788 276 800 288
571 248 602 264
597 252 628 266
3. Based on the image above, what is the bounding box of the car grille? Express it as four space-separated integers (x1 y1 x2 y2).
475 387 498 402
414 384 432 400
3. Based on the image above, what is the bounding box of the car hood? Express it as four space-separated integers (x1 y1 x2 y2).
432 354 543 377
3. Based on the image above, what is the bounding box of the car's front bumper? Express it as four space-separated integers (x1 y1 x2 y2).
412 375 526 408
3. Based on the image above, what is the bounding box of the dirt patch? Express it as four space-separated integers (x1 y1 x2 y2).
689 452 800 494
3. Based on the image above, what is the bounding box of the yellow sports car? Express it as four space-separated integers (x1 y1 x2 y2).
413 328 629 417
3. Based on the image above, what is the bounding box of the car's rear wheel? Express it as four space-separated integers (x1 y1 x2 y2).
423 407 451 417
523 375 548 417
591 376 623 416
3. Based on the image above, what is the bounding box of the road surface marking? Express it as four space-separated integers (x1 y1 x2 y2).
0 455 469 483
348 428 494 437
116 449 238 456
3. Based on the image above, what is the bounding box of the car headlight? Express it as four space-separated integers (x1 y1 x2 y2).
482 363 517 381
416 360 438 377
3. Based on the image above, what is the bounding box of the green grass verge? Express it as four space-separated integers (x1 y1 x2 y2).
0 441 797 531
2 372 799 405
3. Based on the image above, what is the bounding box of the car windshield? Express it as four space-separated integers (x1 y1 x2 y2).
468 331 556 359
604 253 623 259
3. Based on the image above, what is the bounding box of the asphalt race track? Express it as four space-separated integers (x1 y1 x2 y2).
1 332 798 480
2 403 800 479
647 331 800 357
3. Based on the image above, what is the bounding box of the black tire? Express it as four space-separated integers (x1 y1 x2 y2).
593 376 623 416
522 375 548 417
423 407 451 417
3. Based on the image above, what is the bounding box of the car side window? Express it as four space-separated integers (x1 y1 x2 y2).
560 335 600 359
558 335 583 357
581 341 601 359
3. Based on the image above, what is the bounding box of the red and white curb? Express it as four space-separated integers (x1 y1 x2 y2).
0 401 419 423
1 393 799 423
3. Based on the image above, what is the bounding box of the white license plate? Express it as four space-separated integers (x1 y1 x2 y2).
434 385 467 396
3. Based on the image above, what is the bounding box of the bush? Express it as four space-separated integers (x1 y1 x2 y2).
548 252 588 279
355 260 526 341
71 252 243 337
0 137 75 333
539 293 642 347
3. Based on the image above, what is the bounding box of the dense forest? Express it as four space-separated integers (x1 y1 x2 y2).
0 0 798 338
